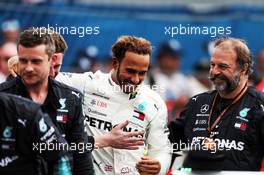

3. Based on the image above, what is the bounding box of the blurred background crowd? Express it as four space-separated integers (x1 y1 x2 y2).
0 0 264 122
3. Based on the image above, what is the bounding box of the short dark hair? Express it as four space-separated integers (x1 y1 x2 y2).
17 27 55 58
112 35 152 62
214 37 253 75
51 32 68 54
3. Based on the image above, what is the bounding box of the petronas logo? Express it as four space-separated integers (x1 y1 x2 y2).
138 101 147 111
3 127 12 138
39 118 48 132
239 108 250 118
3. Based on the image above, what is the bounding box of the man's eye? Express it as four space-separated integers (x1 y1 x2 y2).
139 72 146 76
219 65 229 69
19 58 27 64
32 60 41 64
127 69 136 74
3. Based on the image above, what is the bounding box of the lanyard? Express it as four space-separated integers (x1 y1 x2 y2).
207 84 248 136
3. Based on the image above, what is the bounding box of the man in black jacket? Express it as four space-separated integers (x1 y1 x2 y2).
169 37 264 171
0 92 71 175
0 28 94 174
6 30 146 151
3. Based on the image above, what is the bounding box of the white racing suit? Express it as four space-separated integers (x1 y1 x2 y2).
56 70 172 175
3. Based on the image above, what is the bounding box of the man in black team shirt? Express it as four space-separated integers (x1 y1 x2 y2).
0 28 94 175
0 92 70 175
169 37 264 171
6 30 146 151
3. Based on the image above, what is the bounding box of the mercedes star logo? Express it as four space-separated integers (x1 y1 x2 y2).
200 104 209 113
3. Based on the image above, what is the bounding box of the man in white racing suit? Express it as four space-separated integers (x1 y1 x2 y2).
56 35 171 175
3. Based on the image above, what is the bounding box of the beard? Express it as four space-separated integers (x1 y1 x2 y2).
116 67 139 94
209 72 240 94
21 72 41 87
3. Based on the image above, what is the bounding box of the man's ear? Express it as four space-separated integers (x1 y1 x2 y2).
241 63 249 74
49 54 56 77
51 53 57 62
112 57 119 70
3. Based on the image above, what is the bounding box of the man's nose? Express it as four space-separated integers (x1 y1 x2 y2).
25 63 34 72
130 74 140 85
210 66 220 76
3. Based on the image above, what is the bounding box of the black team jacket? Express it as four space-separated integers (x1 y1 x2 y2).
0 77 95 175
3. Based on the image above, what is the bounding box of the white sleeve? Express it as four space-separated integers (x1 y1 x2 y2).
56 72 94 93
146 100 172 175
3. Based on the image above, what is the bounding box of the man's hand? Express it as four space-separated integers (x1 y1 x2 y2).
94 120 145 149
136 156 161 175
8 56 19 77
